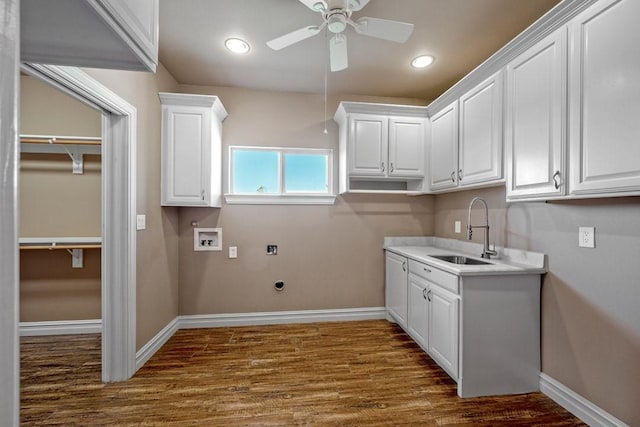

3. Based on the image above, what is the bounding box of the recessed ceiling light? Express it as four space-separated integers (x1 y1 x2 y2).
225 38 250 54
411 55 434 69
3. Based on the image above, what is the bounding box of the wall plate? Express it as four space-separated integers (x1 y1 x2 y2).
194 228 222 251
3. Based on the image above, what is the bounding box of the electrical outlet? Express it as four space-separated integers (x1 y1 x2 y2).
454 221 461 234
578 226 595 248
229 246 237 258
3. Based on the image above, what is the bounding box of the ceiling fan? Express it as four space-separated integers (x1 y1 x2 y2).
266 0 414 72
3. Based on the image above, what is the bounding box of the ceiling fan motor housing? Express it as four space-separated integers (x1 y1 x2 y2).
327 11 348 33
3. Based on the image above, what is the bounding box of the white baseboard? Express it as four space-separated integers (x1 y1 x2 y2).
19 319 102 336
179 307 387 329
540 373 628 427
135 317 179 371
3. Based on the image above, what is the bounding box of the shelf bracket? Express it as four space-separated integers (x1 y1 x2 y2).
52 138 84 174
66 248 84 268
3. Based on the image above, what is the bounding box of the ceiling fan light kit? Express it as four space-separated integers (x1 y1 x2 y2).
267 0 414 72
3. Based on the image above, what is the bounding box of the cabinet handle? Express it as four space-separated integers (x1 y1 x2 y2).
201 189 205 201
390 163 394 173
423 267 431 273
402 261 406 272
552 171 561 189
423 288 427 300
450 171 455 182
427 290 432 302
381 162 385 172
458 169 463 181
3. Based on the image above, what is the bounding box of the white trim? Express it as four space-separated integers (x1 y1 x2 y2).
179 307 387 329
19 319 102 336
540 373 628 427
225 194 336 205
21 63 137 383
135 318 179 371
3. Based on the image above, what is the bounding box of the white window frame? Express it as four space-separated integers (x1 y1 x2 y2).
225 146 336 205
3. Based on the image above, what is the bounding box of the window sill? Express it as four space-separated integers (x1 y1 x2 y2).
224 194 336 205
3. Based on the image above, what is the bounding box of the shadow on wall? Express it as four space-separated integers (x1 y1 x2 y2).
542 272 640 425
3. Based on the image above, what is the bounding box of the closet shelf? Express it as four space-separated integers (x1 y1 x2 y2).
19 237 101 269
20 134 101 145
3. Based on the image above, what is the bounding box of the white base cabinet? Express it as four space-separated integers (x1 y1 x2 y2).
385 252 408 328
160 93 228 207
386 250 541 398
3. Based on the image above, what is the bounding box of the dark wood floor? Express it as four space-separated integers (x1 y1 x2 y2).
21 320 585 426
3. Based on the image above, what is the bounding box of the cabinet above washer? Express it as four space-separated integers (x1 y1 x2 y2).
334 102 428 194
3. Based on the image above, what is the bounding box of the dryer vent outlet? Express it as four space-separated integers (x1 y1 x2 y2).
274 281 285 291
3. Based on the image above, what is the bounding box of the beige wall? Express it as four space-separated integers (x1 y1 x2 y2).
20 75 102 322
434 186 640 425
83 64 180 350
176 85 434 314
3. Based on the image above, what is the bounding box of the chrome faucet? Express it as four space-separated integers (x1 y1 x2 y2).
467 197 497 259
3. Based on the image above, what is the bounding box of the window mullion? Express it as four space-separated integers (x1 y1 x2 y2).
279 150 285 195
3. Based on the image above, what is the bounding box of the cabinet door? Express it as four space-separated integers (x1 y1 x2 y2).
407 275 429 350
428 285 459 380
429 101 459 190
388 117 425 178
505 29 567 200
458 71 504 186
385 252 408 328
568 0 640 195
162 105 211 206
348 114 388 177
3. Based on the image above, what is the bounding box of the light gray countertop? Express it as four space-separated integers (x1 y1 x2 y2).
384 237 547 276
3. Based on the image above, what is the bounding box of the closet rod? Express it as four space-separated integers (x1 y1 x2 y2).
20 134 101 146
20 244 102 251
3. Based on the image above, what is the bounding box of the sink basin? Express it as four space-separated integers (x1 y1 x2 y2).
429 254 492 265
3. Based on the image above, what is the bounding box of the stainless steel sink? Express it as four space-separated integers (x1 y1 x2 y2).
429 254 492 265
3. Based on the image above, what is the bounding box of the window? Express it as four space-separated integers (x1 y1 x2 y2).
226 146 335 205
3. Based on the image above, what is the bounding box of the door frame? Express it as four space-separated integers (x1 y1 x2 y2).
20 63 138 383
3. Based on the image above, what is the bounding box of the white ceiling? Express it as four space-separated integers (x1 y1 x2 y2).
159 0 561 100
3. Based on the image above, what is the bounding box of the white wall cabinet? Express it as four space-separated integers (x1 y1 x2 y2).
160 93 228 207
568 0 640 196
407 274 429 351
21 0 158 72
505 29 567 201
429 72 504 192
385 251 408 328
335 102 427 193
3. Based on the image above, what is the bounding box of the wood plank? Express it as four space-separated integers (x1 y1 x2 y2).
20 320 585 426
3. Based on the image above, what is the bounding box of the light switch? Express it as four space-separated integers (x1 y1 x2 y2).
136 214 146 230
229 246 237 258
455 221 461 234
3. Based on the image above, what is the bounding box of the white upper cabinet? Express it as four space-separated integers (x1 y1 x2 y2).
21 0 158 72
429 72 504 192
568 0 640 195
160 93 228 207
458 71 504 186
505 28 567 201
349 114 389 177
429 101 459 191
335 102 427 194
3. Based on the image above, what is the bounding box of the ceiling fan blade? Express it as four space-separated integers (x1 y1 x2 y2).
297 0 327 12
266 25 322 51
354 17 414 43
330 34 348 72
347 0 370 12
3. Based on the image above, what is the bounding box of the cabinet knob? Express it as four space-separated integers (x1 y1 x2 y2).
381 162 385 172
450 171 455 182
552 171 561 189
458 169 463 181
